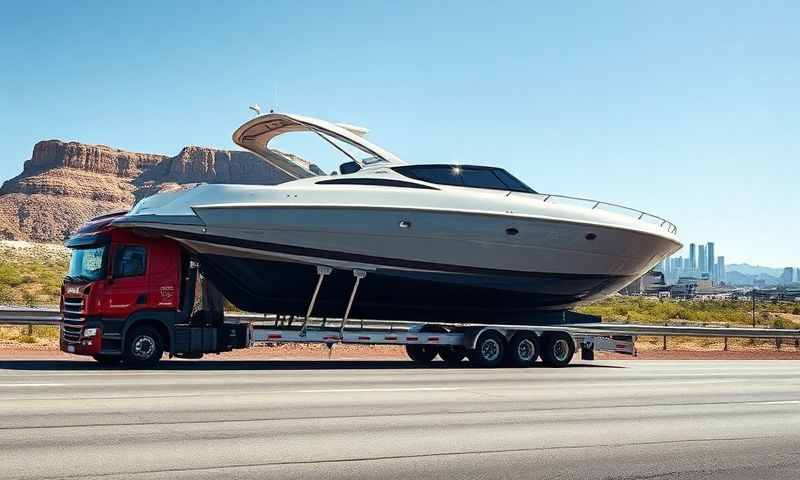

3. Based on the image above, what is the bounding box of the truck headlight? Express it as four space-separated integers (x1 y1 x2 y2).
83 328 98 338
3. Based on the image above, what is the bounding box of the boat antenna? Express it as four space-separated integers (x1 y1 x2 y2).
271 83 278 113
248 104 261 116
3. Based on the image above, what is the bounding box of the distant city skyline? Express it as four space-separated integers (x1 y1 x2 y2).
659 239 798 286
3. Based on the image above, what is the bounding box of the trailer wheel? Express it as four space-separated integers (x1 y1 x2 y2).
468 330 506 368
405 344 438 365
92 354 121 366
438 345 467 365
506 332 539 367
123 325 164 368
541 332 574 368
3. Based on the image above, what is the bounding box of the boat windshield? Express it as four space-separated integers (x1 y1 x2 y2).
66 246 107 282
393 165 536 193
269 131 389 176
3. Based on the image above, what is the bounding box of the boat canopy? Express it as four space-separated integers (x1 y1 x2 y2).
232 112 406 179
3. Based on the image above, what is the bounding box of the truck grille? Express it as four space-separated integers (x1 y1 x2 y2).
62 298 85 342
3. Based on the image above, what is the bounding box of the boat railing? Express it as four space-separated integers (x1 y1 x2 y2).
534 193 678 235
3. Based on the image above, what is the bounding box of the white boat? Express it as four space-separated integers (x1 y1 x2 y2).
111 112 682 323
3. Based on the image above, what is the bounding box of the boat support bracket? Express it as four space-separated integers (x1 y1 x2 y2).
299 265 333 337
339 269 367 337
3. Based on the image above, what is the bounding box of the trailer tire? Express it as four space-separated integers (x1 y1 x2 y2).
405 344 438 365
541 332 574 368
92 354 121 366
467 330 506 368
506 332 539 367
438 345 467 365
122 325 164 368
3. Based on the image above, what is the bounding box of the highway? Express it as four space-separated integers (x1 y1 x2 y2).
1 359 799 479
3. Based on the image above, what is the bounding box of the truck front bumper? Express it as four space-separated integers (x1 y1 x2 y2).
60 325 103 356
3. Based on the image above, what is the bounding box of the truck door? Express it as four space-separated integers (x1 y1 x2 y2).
104 244 149 316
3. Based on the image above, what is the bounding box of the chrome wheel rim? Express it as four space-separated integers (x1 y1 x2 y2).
481 339 501 362
553 339 569 362
132 335 156 360
517 339 536 361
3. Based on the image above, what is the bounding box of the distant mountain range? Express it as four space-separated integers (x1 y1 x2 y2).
0 140 316 242
724 263 796 286
726 263 787 278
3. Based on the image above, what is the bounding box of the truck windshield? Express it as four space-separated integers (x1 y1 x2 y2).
67 246 107 282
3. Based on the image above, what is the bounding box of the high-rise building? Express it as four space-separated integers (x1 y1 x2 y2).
698 244 707 273
671 257 683 275
781 267 794 285
706 242 715 280
717 256 725 283
689 243 697 272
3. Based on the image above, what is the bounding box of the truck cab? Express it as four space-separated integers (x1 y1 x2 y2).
60 212 250 366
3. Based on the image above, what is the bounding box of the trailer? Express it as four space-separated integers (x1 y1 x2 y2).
234 317 636 368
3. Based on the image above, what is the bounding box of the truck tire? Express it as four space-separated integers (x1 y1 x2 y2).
123 325 164 368
405 344 438 364
506 332 539 367
92 354 121 366
438 345 467 365
541 332 574 368
467 330 506 368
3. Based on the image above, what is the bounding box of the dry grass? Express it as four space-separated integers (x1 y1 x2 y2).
578 295 800 328
0 325 59 345
0 240 69 306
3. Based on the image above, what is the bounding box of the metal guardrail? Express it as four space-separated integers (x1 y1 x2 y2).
0 308 61 325
565 323 800 339
2 309 799 340
536 193 679 235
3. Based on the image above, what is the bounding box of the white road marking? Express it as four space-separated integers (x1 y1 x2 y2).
291 387 461 393
751 400 800 405
0 383 67 387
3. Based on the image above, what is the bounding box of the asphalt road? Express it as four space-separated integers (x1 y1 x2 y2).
1 359 799 479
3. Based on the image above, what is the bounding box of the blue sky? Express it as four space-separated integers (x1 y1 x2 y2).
1 1 798 267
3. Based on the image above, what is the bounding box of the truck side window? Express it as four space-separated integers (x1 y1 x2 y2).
114 246 147 278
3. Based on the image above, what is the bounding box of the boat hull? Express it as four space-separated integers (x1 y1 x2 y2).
195 251 632 323
190 204 678 277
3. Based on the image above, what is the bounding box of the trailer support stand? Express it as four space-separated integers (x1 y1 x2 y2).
299 265 332 337
340 270 367 338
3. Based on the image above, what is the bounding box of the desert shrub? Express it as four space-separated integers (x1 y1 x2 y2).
15 334 37 344
21 291 37 307
0 284 15 304
0 263 24 287
32 325 59 340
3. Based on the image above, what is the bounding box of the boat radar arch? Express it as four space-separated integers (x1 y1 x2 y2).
232 112 406 179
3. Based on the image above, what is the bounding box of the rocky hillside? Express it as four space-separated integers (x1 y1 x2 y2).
0 140 301 242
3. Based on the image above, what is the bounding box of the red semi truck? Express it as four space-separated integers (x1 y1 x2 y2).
60 212 633 368
60 213 250 367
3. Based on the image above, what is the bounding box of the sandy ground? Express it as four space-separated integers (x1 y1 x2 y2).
2 340 800 361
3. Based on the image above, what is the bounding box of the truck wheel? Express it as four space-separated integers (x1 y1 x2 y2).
123 325 164 368
467 330 506 368
438 345 467 365
92 354 121 366
541 332 574 368
405 344 438 365
506 332 539 367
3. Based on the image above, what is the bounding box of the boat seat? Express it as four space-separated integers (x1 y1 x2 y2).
339 161 361 174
